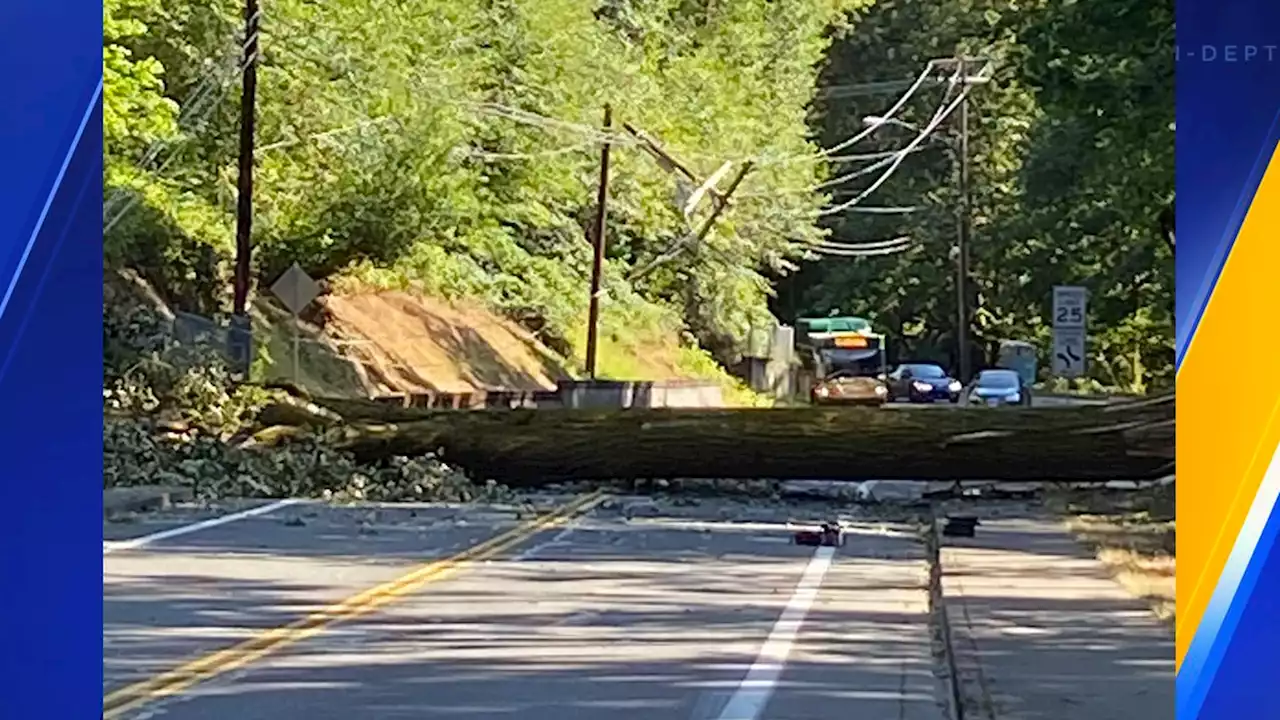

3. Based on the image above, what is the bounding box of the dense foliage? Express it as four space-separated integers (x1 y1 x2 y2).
782 0 1173 391
105 0 1172 390
104 0 867 366
104 302 512 501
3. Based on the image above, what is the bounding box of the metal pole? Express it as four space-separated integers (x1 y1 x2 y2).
955 58 973 383
585 104 613 379
229 0 259 374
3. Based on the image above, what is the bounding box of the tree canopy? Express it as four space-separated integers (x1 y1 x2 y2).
105 0 868 363
784 0 1173 390
104 0 1172 389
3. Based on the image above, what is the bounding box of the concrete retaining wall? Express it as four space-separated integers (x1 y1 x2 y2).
367 380 725 410
557 380 724 409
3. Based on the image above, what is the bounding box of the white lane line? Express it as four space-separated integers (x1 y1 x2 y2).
714 545 835 720
103 499 303 555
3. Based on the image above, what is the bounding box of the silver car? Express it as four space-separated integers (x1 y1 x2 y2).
965 369 1030 407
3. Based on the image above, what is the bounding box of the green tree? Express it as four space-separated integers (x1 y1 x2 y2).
790 0 1173 390
104 0 870 367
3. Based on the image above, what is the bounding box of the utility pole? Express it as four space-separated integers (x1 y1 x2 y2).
228 0 260 375
954 57 974 383
584 104 613 379
1159 197 1175 252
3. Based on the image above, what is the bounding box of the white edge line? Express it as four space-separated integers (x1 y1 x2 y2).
103 498 304 555
0 76 103 325
715 545 835 720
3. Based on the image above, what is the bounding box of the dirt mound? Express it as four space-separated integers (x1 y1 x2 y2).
316 292 570 395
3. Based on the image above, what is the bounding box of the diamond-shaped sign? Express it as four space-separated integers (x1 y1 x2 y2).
270 262 321 316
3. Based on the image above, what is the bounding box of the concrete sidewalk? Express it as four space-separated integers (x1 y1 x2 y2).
940 519 1173 720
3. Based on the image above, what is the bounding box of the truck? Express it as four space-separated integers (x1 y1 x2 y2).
996 339 1038 388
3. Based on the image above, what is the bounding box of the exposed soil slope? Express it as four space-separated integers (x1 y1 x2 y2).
315 292 570 395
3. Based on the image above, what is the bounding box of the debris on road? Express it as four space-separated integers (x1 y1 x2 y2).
622 498 662 519
856 480 929 505
793 521 846 546
781 480 860 500
942 516 980 538
103 485 194 517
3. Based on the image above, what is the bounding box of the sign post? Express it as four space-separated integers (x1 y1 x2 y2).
269 263 321 383
1051 286 1087 378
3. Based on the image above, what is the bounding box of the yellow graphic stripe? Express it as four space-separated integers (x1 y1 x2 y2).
1177 143 1280 668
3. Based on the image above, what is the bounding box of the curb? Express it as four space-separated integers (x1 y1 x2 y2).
103 486 194 517
927 515 966 720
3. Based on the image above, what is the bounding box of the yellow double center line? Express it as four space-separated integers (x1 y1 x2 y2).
103 490 608 719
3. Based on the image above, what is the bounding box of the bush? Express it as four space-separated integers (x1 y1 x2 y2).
103 304 510 502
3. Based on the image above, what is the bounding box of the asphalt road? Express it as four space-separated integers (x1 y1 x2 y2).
103 496 946 720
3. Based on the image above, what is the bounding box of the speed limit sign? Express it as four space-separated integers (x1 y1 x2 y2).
1053 286 1087 329
1052 286 1087 378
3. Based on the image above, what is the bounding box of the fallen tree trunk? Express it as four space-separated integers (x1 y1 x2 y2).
281 394 1174 485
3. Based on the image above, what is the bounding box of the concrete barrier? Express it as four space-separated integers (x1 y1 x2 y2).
371 389 560 409
557 380 724 409
362 381 724 410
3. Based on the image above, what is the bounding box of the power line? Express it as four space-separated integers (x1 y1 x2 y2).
806 237 914 257
470 102 639 147
255 115 399 154
745 66 959 203
815 78 919 99
817 82 968 217
762 61 939 170
832 205 920 214
104 35 261 229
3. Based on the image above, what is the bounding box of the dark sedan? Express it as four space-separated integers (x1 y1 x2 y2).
885 363 962 403
965 368 1032 407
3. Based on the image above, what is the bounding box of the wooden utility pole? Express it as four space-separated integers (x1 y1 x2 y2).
627 161 754 283
690 161 753 245
955 56 973 383
622 123 727 211
584 105 613 379
1160 198 1175 252
229 0 260 373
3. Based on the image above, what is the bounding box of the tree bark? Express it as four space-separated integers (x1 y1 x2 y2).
286 394 1173 485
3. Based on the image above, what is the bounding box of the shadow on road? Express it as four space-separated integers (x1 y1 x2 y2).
104 499 1172 719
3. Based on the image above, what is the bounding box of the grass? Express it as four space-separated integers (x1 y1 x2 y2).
1049 485 1175 625
569 304 774 408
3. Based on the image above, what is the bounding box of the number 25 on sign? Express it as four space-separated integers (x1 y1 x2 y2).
1052 286 1087 328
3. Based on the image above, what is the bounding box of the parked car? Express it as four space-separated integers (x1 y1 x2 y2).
885 363 962 403
811 370 889 406
965 368 1031 407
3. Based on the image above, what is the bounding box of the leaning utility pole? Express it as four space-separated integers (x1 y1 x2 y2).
228 0 260 374
584 104 613 379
